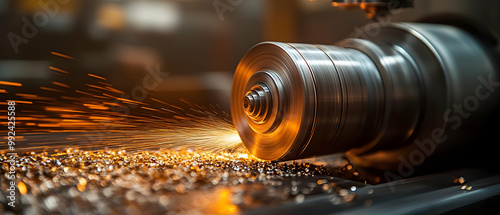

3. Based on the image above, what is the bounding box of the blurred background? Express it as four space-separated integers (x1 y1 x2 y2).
0 0 499 112
0 1 500 213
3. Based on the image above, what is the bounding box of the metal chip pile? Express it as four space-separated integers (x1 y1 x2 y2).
1 149 362 214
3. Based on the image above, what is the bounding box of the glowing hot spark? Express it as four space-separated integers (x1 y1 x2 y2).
0 51 247 157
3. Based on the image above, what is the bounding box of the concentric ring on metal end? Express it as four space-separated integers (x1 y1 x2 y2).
231 42 316 161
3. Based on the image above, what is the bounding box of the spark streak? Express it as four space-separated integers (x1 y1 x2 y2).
0 67 246 157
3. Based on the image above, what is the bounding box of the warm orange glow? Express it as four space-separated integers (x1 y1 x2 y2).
0 81 22 87
88 73 107 80
103 102 121 107
209 189 239 214
18 182 27 195
75 90 107 99
83 103 110 110
2 100 33 104
104 86 124 94
86 84 108 91
141 106 159 112
61 119 84 122
51 51 76 60
167 104 183 110
89 116 112 120
16 93 38 99
0 68 247 158
38 123 61 127
117 97 146 105
45 107 84 113
15 93 36 97
16 117 37 121
0 89 6 93
49 66 69 74
151 98 169 105
40 87 64 92
53 81 70 88
61 96 79 100
3 136 24 139
77 184 86 192
58 122 96 127
99 81 112 86
79 178 87 186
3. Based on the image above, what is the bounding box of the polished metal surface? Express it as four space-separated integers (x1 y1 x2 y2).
247 169 500 215
231 23 499 165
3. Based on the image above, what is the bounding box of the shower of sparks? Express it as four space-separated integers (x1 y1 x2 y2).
0 53 371 215
0 52 246 156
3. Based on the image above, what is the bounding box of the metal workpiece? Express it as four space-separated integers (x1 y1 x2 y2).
231 23 499 165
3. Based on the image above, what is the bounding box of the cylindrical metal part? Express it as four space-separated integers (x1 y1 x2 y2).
231 23 499 166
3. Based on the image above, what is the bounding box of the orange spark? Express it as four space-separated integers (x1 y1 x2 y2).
38 123 61 127
2 100 33 104
83 103 109 110
117 98 146 105
151 98 169 105
49 66 69 74
103 102 121 107
89 116 112 120
75 90 106 98
15 93 38 99
99 81 112 87
61 119 84 122
60 114 83 118
88 73 107 80
2 136 24 140
61 96 79 100
53 81 70 88
0 81 22 87
51 51 76 60
85 84 110 91
16 117 37 121
104 86 123 94
141 106 159 112
58 122 96 127
45 107 83 113
40 87 64 92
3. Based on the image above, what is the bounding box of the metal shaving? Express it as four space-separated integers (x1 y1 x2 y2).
1 149 362 214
